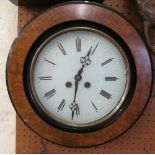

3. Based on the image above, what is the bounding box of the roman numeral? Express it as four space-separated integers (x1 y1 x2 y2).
44 89 56 99
105 77 118 81
91 42 99 55
38 76 52 80
101 58 114 66
76 37 81 52
58 43 67 55
91 101 98 112
100 90 112 99
58 99 66 112
43 58 56 65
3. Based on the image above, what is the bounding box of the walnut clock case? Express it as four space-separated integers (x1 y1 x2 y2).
7 0 152 147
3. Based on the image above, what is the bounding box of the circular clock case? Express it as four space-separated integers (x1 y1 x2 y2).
6 2 152 147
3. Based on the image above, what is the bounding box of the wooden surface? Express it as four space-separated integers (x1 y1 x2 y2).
15 0 155 153
0 0 17 153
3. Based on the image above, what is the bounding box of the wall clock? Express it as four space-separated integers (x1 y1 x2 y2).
7 0 152 147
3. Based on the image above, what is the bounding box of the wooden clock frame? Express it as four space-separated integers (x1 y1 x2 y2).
6 2 152 147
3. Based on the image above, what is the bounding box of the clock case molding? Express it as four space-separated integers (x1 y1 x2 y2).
6 1 152 147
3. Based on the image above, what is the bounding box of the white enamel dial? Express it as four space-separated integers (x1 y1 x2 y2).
30 28 130 127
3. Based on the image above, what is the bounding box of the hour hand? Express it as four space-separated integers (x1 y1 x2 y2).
80 57 91 66
80 47 92 66
80 43 99 66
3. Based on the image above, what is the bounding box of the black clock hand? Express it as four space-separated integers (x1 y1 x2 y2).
86 46 92 57
73 66 84 102
73 80 79 102
80 46 92 67
70 66 84 119
80 43 99 67
70 46 96 120
70 102 80 120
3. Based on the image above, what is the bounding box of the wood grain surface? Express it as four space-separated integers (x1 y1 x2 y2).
0 0 17 153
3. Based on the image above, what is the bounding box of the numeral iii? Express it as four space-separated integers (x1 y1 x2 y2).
105 77 118 81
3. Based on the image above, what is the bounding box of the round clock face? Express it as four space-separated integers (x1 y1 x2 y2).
29 27 130 129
